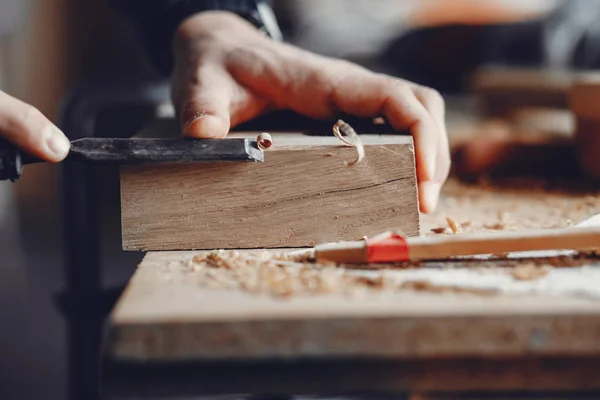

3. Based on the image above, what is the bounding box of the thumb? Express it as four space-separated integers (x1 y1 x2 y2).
177 67 233 138
0 91 70 162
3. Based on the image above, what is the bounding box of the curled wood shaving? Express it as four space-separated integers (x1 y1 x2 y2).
256 132 273 150
333 119 365 166
445 217 463 234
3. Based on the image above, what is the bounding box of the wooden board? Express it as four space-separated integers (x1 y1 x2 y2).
106 176 600 395
108 250 600 363
120 133 419 251
109 177 600 363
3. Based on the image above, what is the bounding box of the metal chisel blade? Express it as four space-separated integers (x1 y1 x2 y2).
22 137 264 165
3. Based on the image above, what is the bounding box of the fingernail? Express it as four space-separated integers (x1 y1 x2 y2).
183 112 207 134
45 127 70 159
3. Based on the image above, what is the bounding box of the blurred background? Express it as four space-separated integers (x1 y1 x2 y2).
0 0 597 398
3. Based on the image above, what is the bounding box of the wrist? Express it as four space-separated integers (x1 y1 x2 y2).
175 10 263 42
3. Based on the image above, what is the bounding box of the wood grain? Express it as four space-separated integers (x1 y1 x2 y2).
120 134 419 251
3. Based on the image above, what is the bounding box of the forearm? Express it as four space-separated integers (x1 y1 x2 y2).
110 0 276 74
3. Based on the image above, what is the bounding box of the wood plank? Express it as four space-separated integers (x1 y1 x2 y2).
109 178 600 363
107 249 600 363
120 133 419 251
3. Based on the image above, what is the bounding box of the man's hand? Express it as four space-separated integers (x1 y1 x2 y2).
171 11 449 213
0 91 70 162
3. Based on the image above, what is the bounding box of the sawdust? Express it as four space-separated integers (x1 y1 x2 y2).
400 280 498 296
432 220 470 234
184 173 600 299
187 250 436 298
511 263 552 281
485 222 509 230
185 249 600 298
421 178 600 236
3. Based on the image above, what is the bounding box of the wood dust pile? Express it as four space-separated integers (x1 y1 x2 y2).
179 249 588 298
186 250 393 298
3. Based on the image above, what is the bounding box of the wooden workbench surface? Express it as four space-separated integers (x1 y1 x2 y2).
107 177 600 363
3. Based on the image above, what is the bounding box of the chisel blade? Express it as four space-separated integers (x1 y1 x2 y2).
0 137 263 182
21 137 264 165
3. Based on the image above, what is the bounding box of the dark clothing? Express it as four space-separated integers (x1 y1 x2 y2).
111 0 264 75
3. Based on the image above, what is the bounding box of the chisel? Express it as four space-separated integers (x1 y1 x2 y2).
0 137 263 182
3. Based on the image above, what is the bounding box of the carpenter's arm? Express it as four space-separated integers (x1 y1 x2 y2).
110 0 270 74
111 1 450 213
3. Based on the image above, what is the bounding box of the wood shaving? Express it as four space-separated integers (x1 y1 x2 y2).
191 255 206 264
400 280 498 296
182 247 599 298
491 252 509 258
333 119 365 166
256 132 272 150
511 263 552 281
485 222 508 230
189 250 409 298
445 217 463 234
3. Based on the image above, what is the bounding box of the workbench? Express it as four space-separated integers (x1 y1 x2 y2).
103 176 600 399
53 76 598 399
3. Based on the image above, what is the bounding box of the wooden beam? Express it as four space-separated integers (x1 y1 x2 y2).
120 133 419 251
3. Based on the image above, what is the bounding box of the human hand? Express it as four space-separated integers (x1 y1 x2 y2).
0 91 70 162
171 11 449 213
